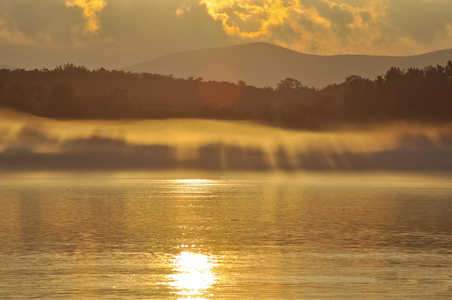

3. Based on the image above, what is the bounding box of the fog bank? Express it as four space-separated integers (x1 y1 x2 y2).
1 110 452 173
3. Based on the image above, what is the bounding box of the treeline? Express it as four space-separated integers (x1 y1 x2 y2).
0 62 451 129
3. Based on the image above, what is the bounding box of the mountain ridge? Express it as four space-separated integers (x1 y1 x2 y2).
122 42 452 88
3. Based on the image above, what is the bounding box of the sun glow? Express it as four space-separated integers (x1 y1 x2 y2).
169 252 217 298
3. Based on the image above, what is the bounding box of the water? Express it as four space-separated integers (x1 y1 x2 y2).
1 173 452 299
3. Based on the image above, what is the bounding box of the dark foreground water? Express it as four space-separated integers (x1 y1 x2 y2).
1 173 452 299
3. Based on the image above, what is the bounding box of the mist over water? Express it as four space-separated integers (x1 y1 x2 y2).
2 110 452 298
1 109 452 173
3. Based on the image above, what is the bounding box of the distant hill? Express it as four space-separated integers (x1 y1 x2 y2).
121 42 452 88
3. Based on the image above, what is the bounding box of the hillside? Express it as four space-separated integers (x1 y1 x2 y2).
122 42 452 88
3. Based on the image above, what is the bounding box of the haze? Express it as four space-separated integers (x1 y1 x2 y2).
2 2 452 298
2 109 452 173
2 0 452 69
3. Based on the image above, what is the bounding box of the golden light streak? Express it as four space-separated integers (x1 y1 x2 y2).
66 0 107 33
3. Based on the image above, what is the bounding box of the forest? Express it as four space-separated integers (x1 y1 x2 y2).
0 62 451 130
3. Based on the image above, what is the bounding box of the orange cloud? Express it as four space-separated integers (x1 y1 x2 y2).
200 0 393 55
200 0 291 38
66 0 107 33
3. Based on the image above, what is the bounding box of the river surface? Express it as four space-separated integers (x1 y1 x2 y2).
1 173 452 299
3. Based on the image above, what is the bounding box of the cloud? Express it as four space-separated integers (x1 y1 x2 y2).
199 0 389 53
2 0 452 69
199 0 291 38
0 18 35 45
0 0 230 68
66 0 108 33
385 0 452 47
176 2 192 17
0 1 67 46
199 0 452 55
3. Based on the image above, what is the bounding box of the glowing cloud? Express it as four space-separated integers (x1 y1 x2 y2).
200 0 291 38
176 3 192 17
200 0 393 55
66 0 107 33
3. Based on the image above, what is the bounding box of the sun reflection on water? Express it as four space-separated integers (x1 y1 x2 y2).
169 252 217 299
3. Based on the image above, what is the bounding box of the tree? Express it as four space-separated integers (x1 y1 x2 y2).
46 83 80 117
276 78 302 90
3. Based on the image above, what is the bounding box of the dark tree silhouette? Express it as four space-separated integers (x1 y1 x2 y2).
0 62 451 129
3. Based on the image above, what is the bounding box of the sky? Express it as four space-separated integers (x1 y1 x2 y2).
1 0 452 69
